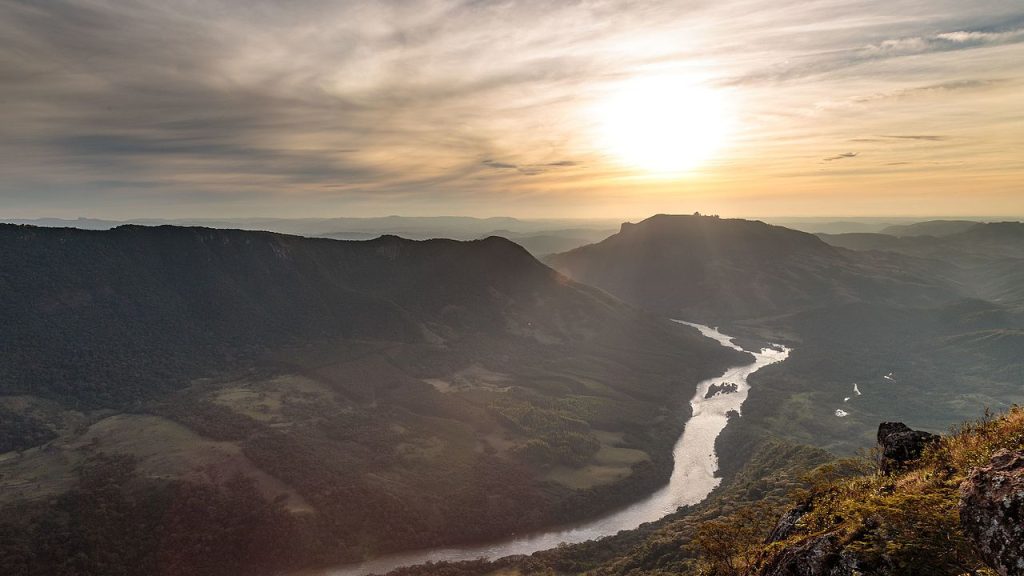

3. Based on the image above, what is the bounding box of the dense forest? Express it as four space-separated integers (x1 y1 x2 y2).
0 455 303 576
0 224 744 574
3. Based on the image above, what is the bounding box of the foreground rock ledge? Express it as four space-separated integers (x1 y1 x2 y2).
959 449 1024 576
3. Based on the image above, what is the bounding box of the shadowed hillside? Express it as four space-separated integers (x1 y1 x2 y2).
546 214 957 322
0 224 746 574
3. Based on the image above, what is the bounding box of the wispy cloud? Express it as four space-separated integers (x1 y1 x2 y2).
850 135 947 142
849 79 1004 105
880 135 947 141
482 159 578 175
735 28 1024 84
824 152 859 162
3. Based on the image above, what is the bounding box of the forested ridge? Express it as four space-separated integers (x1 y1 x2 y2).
0 224 744 574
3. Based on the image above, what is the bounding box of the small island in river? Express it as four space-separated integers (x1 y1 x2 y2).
705 382 739 399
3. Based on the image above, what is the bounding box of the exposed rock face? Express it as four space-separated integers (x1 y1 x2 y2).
959 449 1024 576
765 501 812 543
753 533 869 576
877 422 939 474
876 421 911 442
751 423 947 576
754 533 838 576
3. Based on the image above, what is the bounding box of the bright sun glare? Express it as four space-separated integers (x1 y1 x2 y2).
595 76 736 176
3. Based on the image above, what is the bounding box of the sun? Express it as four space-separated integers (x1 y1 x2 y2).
593 76 736 176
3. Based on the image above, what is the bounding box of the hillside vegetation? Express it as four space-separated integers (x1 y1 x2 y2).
377 439 833 576
588 406 1024 576
744 406 1024 575
0 224 744 574
389 406 1023 576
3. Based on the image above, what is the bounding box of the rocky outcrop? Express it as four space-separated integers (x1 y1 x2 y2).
959 449 1024 576
705 381 739 399
752 423 1024 576
754 533 840 576
765 501 812 543
877 422 939 474
750 423 946 576
752 532 875 576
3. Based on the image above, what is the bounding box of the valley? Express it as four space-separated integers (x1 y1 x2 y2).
1 215 1021 576
312 323 788 575
0 223 744 572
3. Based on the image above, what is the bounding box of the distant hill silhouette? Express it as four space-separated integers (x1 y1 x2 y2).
819 221 1024 310
820 221 1024 258
880 219 982 237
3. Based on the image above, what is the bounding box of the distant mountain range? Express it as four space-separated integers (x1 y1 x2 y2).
1 216 618 256
879 219 984 237
761 217 1006 236
820 220 1024 258
818 220 1024 310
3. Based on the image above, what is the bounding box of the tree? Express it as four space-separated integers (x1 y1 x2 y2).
693 502 775 575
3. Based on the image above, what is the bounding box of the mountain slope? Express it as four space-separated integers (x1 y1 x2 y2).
0 223 746 572
546 214 956 322
2 224 726 404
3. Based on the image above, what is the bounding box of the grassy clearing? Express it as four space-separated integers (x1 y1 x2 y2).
212 374 337 425
544 463 634 490
594 444 650 467
543 440 649 489
0 413 312 512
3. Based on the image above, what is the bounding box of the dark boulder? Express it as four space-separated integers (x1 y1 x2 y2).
877 422 939 474
959 449 1024 576
876 422 912 443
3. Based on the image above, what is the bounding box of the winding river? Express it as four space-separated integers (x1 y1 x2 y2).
316 321 790 576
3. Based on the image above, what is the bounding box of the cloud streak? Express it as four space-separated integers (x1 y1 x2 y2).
824 152 859 162
482 159 579 175
733 27 1024 85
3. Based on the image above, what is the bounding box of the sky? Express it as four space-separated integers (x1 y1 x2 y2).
2 0 1022 219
